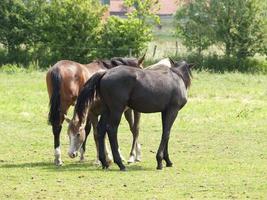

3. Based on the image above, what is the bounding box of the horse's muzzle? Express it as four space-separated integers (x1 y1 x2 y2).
68 151 78 158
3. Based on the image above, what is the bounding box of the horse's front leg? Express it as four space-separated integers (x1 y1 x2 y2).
97 112 110 169
89 113 112 165
107 110 125 171
79 118 91 162
156 108 178 170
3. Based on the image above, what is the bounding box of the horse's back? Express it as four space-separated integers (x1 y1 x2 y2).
99 66 179 113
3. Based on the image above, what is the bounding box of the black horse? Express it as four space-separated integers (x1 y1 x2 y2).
75 58 193 170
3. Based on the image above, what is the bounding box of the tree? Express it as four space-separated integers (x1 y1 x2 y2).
174 0 215 56
98 0 160 58
175 0 267 59
210 0 266 59
40 0 105 64
0 0 35 64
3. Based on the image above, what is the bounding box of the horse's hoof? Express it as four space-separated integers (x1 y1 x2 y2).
79 158 85 163
54 159 63 166
127 156 135 164
94 160 101 166
156 165 163 170
102 165 109 170
120 167 127 172
166 163 173 167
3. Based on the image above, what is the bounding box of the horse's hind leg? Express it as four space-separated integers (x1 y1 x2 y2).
53 109 67 166
125 109 141 163
53 123 62 166
156 108 178 170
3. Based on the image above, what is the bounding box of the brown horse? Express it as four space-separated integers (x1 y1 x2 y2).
46 56 144 166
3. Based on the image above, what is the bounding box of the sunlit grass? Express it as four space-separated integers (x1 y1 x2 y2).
0 71 266 199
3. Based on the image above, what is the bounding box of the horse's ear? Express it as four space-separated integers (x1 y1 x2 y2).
138 51 146 68
64 114 71 124
168 57 175 67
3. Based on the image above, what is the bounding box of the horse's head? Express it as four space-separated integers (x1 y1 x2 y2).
169 58 194 89
65 115 86 158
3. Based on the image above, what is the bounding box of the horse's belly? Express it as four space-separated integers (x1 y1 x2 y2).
128 92 170 113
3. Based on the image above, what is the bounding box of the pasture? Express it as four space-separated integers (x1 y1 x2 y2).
0 70 266 199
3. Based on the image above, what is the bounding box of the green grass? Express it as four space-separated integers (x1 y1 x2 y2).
0 71 267 199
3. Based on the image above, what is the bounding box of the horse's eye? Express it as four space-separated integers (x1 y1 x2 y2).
77 133 80 137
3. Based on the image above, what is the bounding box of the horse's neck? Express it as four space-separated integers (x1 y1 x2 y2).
149 58 171 68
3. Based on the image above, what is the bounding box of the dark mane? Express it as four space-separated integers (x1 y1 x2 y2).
171 62 192 89
97 57 139 69
75 71 106 122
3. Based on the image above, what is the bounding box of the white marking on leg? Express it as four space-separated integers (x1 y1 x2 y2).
136 143 141 162
54 147 63 166
128 155 135 163
118 148 126 162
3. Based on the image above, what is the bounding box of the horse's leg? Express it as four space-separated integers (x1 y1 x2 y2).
97 111 110 169
156 108 178 170
106 110 125 171
53 106 67 166
79 119 91 162
163 139 172 167
52 123 62 166
133 110 141 162
90 113 112 165
125 109 141 163
53 102 70 166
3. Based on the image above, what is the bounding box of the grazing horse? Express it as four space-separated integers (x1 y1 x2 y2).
46 56 144 166
73 58 193 170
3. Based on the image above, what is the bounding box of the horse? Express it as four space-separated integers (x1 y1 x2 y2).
46 56 145 166
72 58 193 170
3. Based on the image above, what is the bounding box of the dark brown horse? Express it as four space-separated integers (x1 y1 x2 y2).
46 56 144 166
73 58 193 170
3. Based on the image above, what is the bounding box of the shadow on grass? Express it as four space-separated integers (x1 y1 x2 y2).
0 161 154 172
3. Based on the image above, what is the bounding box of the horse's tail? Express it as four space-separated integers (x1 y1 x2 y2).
48 68 61 126
75 71 106 122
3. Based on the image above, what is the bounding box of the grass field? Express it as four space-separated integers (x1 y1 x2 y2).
0 71 266 199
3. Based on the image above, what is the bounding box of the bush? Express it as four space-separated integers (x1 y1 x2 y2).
98 16 152 58
0 64 25 73
172 53 267 74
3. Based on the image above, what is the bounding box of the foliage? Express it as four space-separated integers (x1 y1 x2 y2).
0 0 160 67
39 0 105 65
99 16 152 58
174 0 214 55
174 0 267 59
0 0 36 64
171 53 267 74
99 0 160 58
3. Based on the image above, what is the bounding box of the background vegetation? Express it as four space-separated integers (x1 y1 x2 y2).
0 0 158 67
0 0 266 72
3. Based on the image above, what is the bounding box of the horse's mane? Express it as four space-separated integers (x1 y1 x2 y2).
98 57 139 69
170 62 193 89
